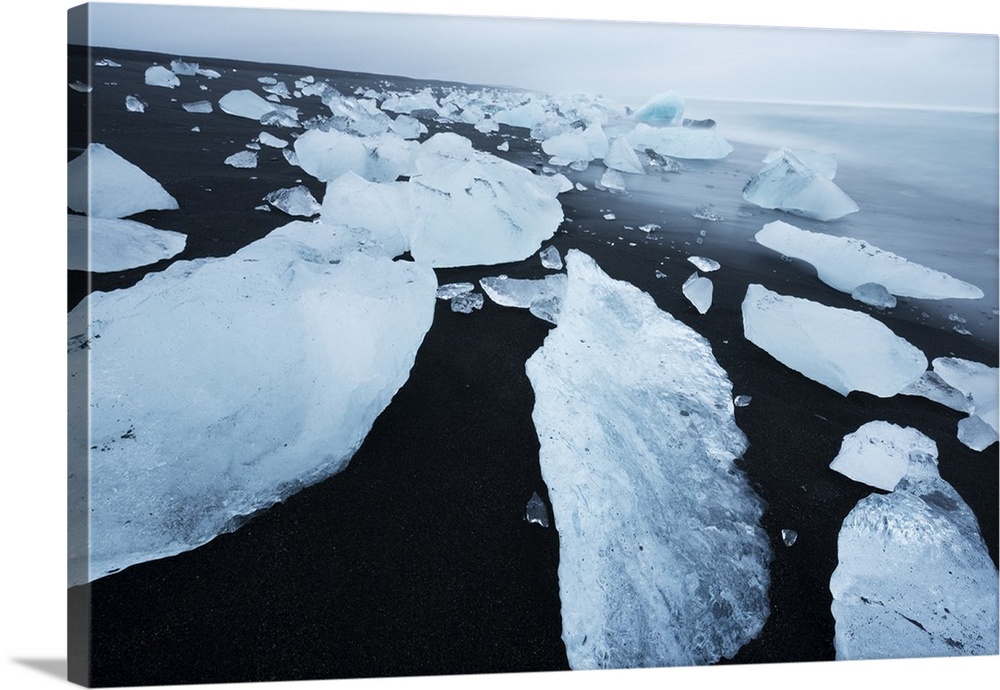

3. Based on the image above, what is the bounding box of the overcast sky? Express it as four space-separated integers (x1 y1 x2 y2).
74 0 999 111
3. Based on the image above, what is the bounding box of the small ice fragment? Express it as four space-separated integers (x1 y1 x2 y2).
196 68 221 79
145 65 180 88
263 185 320 217
575 183 587 192
262 81 291 99
125 95 146 113
829 421 936 491
655 270 668 279
781 529 798 547
688 256 720 272
851 283 896 309
282 148 299 166
497 140 510 152
640 224 660 233
95 58 121 67
603 213 616 221
953 325 972 336
191 126 200 133
257 76 278 85
693 205 724 221
525 491 550 527
599 168 627 194
540 246 563 270
182 100 213 113
450 291 484 313
948 312 967 324
734 395 752 407
682 272 713 314
170 59 199 76
254 204 270 212
69 80 92 93
224 151 258 169
258 132 289 148
435 282 475 300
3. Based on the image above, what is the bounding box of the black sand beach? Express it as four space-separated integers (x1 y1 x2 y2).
67 45 998 686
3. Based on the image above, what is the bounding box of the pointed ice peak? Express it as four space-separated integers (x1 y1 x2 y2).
67 144 179 219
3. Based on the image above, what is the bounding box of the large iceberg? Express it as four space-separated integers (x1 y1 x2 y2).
743 151 858 221
67 144 179 219
830 450 999 659
68 220 437 585
755 221 984 299
829 421 938 492
525 250 770 669
741 284 927 397
633 91 685 126
626 123 733 160
67 215 186 273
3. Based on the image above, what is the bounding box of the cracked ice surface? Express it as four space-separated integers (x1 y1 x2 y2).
67 144 179 219
68 215 186 273
829 421 938 492
741 284 926 397
525 250 770 669
830 450 999 659
479 274 567 324
67 220 437 585
755 221 983 300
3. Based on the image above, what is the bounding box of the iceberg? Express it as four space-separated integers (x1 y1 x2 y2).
480 274 567 325
539 245 563 270
682 272 713 314
263 185 320 217
741 284 927 397
830 450 999 659
525 250 770 669
224 151 257 169
743 152 858 221
829 421 937 491
144 65 180 88
627 123 733 160
932 357 999 450
67 144 179 219
182 100 213 114
633 91 685 126
125 95 146 113
67 214 186 272
755 221 983 299
68 220 437 585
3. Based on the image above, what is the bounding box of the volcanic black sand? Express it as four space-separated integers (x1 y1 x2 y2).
67 45 998 686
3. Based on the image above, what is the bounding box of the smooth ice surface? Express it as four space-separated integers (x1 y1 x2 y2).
900 371 973 413
264 185 320 217
682 272 713 314
687 256 720 272
603 136 645 174
319 172 411 259
741 284 927 397
830 421 937 492
626 123 733 160
480 274 567 324
830 451 999 659
224 150 257 168
67 214 186 272
182 100 213 113
67 144 179 219
599 168 626 193
144 65 179 88
125 95 146 113
763 148 837 180
755 221 983 299
540 245 563 270
68 220 437 585
525 250 770 670
258 132 289 148
933 357 999 450
294 129 414 183
743 152 858 221
633 91 685 126
781 529 798 547
851 283 897 309
219 89 299 124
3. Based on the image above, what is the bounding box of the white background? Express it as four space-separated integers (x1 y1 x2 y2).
3 2 997 689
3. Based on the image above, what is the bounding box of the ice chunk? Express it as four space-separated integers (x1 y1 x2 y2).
69 80 92 93
480 274 567 325
67 144 179 219
763 148 837 180
283 148 299 166
781 529 798 547
67 214 186 272
319 172 411 259
933 357 999 450
525 491 550 527
219 89 299 124
95 58 121 67
851 283 896 309
755 221 983 299
830 421 937 492
262 81 291 99
734 395 752 407
125 95 146 113
900 370 973 413
633 91 685 126
540 245 563 270
682 272 713 314
389 114 426 140
603 136 645 174
599 168 626 193
294 129 414 183
169 59 199 76
542 131 591 164
260 110 301 128
224 151 257 169
144 65 180 88
692 205 724 221
196 68 221 79
743 152 858 221
258 132 289 148
497 140 510 152
830 450 999 659
435 282 475 300
182 100 213 113
67 220 437 585
450 291 484 313
263 185 320 217
640 223 660 234
687 256 720 272
525 250 770 669
627 123 733 160
741 284 927 397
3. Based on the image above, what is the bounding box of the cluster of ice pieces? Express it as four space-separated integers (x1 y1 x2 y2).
755 221 983 300
742 285 926 397
743 151 858 221
831 445 998 659
526 250 770 669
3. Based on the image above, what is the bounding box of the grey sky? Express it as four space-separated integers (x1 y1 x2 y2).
76 1 998 110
